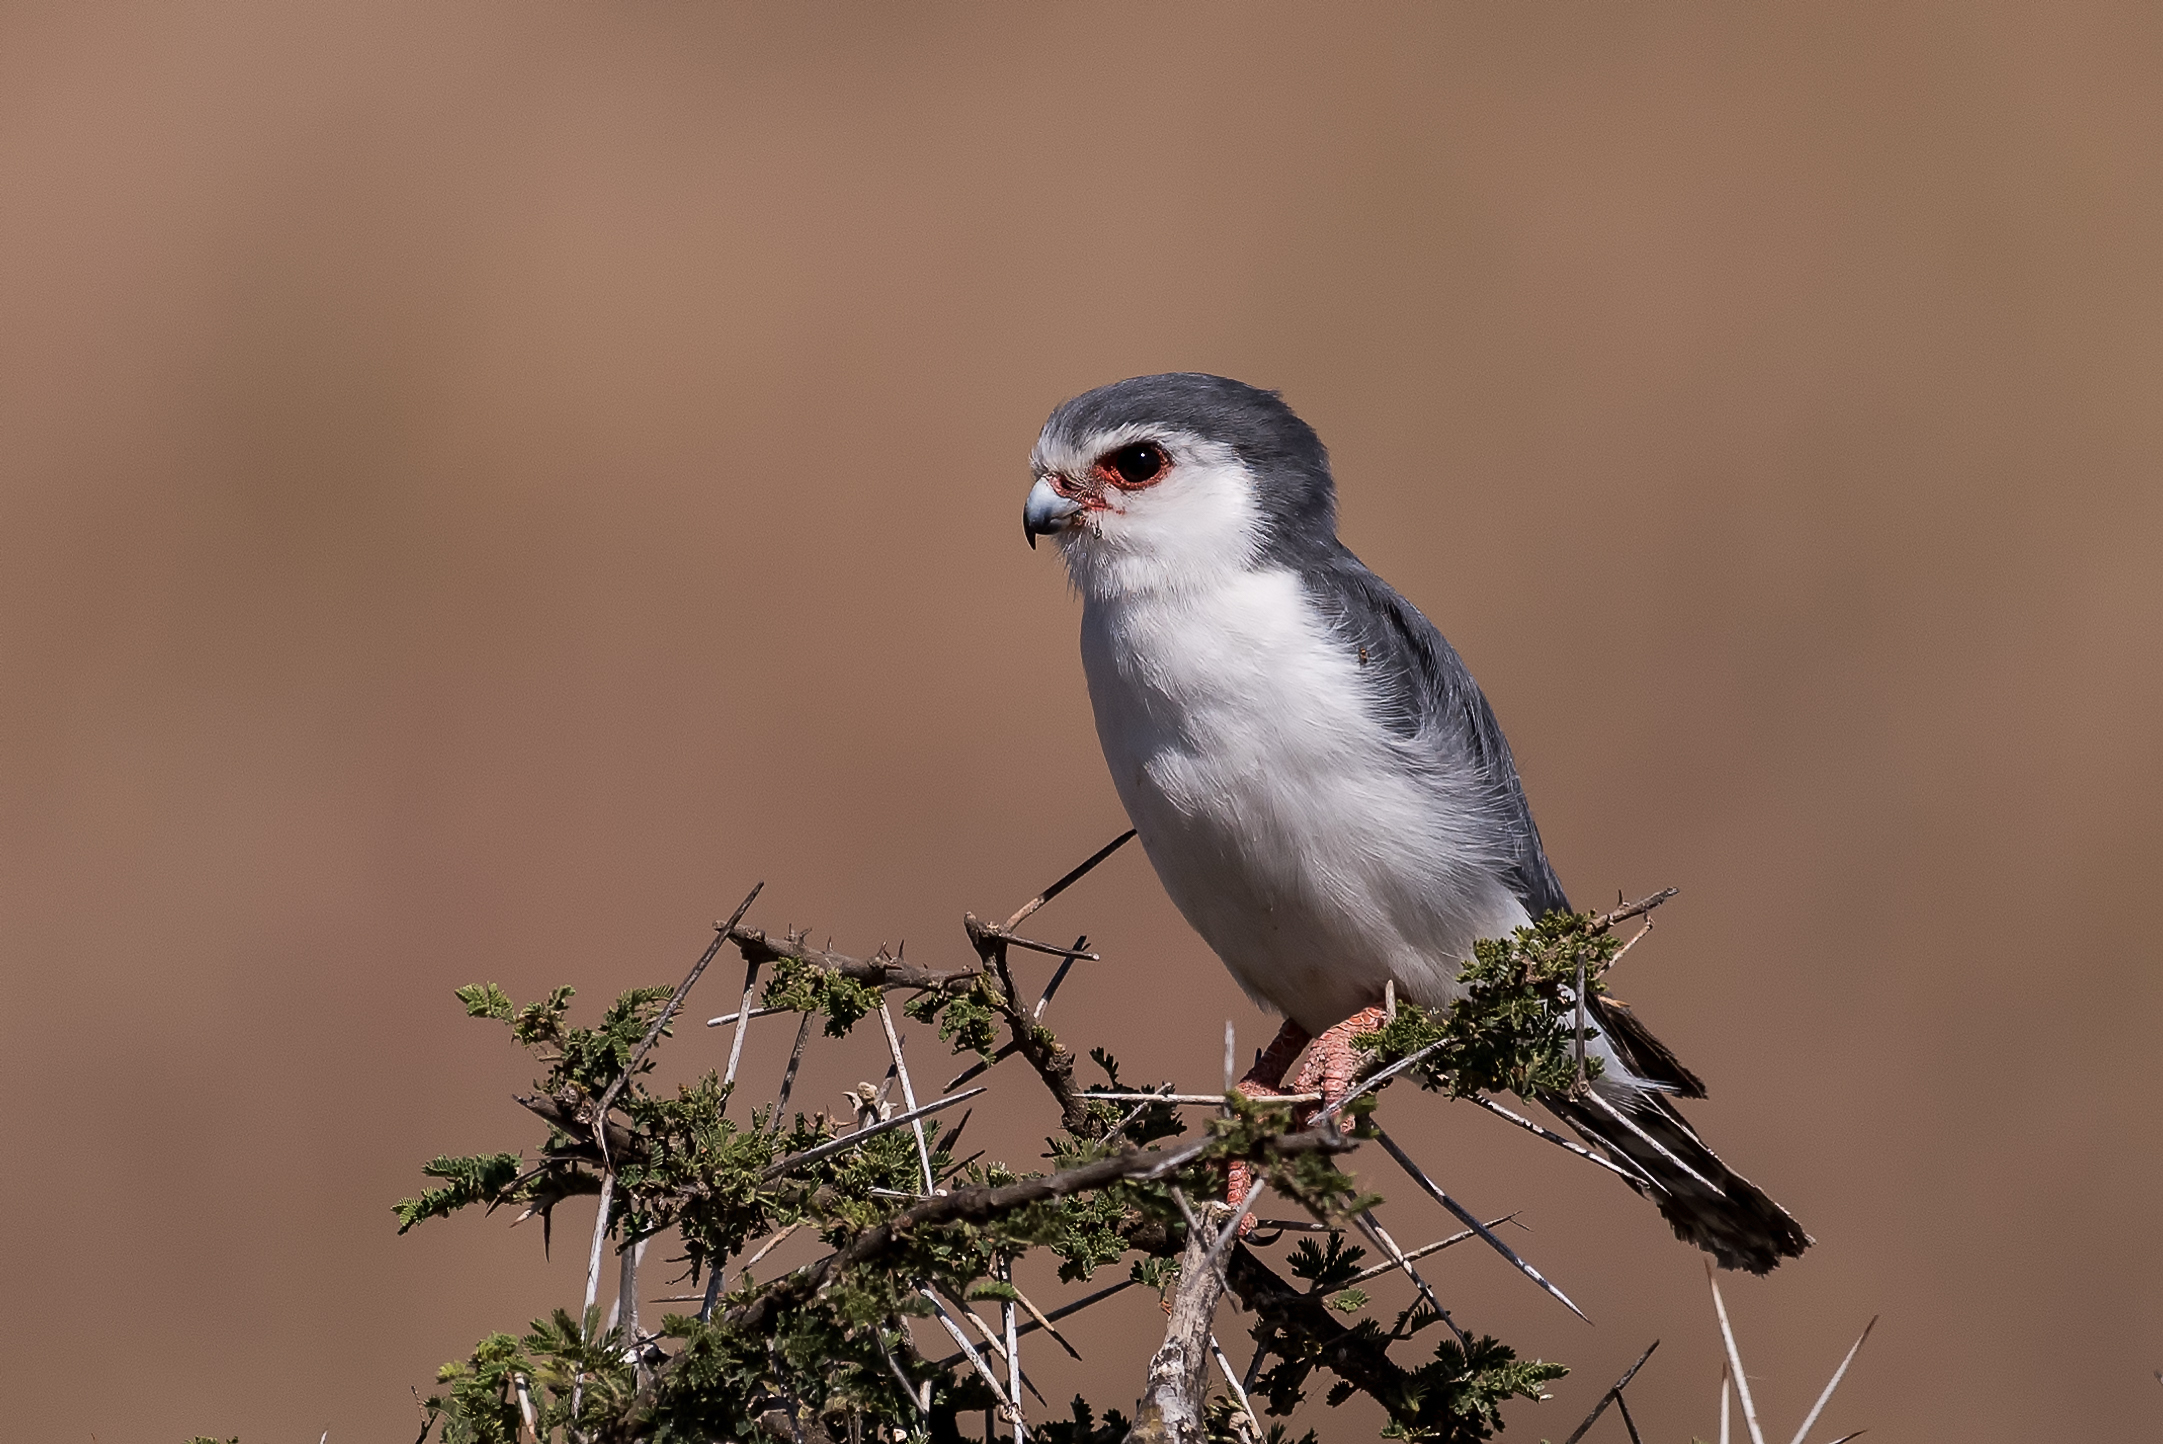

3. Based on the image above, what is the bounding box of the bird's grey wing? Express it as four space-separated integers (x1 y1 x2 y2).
1306 547 1712 1100
1304 545 1571 920
1303 556 1797 1269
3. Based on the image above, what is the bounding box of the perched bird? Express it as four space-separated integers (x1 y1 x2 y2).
1021 373 1808 1274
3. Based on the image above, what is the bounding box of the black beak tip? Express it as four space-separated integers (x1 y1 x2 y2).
1025 522 1037 550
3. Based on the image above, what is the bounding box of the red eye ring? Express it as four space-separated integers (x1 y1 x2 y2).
1094 441 1169 490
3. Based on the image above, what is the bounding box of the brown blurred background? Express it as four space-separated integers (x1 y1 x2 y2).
2 2 2158 1440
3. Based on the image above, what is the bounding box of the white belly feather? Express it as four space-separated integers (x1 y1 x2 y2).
1080 567 1529 1034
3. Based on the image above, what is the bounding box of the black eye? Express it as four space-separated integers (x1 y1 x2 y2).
1101 441 1168 488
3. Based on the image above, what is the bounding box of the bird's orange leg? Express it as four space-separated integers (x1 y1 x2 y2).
1226 1019 1312 1219
1290 1005 1388 1125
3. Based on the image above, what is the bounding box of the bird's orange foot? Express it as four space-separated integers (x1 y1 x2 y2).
1226 1018 1312 1231
1290 1005 1388 1129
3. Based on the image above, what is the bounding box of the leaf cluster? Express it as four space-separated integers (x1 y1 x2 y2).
1356 910 1620 1102
374 902 1592 1444
762 953 884 1037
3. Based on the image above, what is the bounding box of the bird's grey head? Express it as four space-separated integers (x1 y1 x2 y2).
1023 373 1337 597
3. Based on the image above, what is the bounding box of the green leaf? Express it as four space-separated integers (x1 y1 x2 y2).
394 1153 524 1233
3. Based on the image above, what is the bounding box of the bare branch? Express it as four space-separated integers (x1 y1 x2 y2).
595 883 764 1148
876 1001 937 1193
1467 1094 1663 1190
1561 1339 1659 1444
1033 937 1087 1019
1589 887 1678 935
1788 1315 1877 1444
1373 1126 1588 1322
727 927 980 996
921 1290 1019 1425
771 1012 813 1125
760 1088 985 1182
1339 1213 1519 1287
1209 1332 1262 1444
1709 1268 1768 1444
1354 1209 1467 1348
1131 1193 1234 1444
930 1279 1131 1372
1000 829 1138 933
1083 1091 1320 1106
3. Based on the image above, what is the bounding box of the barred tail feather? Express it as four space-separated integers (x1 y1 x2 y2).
1543 1088 1810 1274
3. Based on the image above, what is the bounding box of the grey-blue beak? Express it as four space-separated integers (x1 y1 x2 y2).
1023 476 1082 549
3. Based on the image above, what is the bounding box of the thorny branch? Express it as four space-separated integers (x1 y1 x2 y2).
725 927 982 997
398 842 1842 1444
726 1130 1353 1337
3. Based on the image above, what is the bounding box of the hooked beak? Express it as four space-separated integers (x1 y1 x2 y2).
1023 475 1083 549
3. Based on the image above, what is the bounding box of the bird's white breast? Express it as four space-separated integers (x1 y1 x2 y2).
1078 566 1528 1033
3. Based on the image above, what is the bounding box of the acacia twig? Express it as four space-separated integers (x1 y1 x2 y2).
1083 1091 1322 1106
1222 1243 1415 1415
876 1000 937 1193
759 1088 984 1182
999 829 1137 933
1209 1332 1263 1444
571 1171 616 1424
964 912 1098 1137
1709 1269 1768 1444
771 1012 814 1126
1468 1093 1661 1189
1338 1213 1519 1288
1601 916 1655 976
921 1290 1019 1425
727 927 980 997
595 883 764 1156
705 1004 789 1028
1033 936 1087 1019
1590 887 1678 935
929 1279 1132 1371
1354 1209 1468 1347
1561 1339 1659 1444
931 1282 1047 1406
1001 1258 1027 1438
1373 1126 1588 1322
1787 1315 1877 1444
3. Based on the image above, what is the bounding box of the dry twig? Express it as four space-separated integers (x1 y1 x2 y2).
1560 1338 1659 1444
1373 1126 1588 1322
1709 1269 1768 1444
